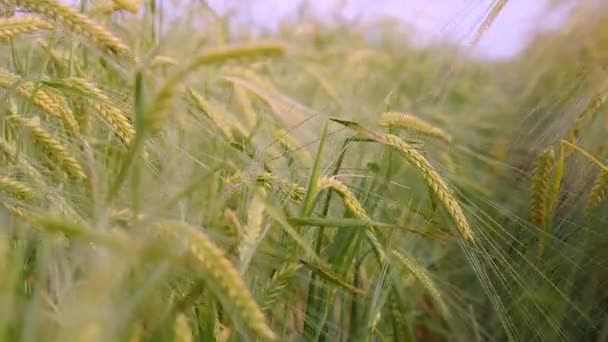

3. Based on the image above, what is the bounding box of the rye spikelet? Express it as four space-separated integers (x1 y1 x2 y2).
3 0 132 58
379 112 452 143
174 314 193 342
0 174 36 199
62 77 135 143
0 68 79 135
11 116 86 180
331 118 474 242
586 170 608 215
530 148 555 227
0 16 52 40
154 222 275 341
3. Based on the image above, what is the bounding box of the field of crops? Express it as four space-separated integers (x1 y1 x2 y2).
0 1 607 341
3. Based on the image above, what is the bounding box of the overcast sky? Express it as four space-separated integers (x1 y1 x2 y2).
206 0 572 59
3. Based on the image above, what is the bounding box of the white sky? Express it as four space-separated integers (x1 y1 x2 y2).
206 0 572 59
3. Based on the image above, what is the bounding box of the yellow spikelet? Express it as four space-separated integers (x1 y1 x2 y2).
0 137 45 184
239 187 266 263
331 118 474 242
3 0 132 58
111 0 141 13
150 55 178 68
317 176 370 220
0 68 79 135
256 172 306 203
530 148 555 227
62 77 135 143
0 16 52 40
271 127 312 167
586 171 608 215
195 41 287 65
154 222 275 341
0 174 36 199
233 84 258 128
11 116 87 180
379 112 452 143
185 87 245 140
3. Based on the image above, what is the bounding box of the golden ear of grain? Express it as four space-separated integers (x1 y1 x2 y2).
185 87 237 140
379 111 452 144
256 173 306 203
111 0 140 13
10 116 87 180
391 250 450 317
331 118 474 242
173 314 194 342
0 68 80 135
239 187 266 262
221 75 310 128
0 16 52 40
0 174 37 199
530 148 555 227
233 84 258 128
150 55 178 68
155 222 275 341
195 42 287 66
3 0 132 58
317 176 371 221
271 127 312 167
0 137 45 184
62 77 135 143
586 170 608 216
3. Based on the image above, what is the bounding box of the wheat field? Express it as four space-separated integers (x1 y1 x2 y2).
0 1 607 341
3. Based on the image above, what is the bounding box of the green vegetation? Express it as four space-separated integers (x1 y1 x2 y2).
0 1 607 341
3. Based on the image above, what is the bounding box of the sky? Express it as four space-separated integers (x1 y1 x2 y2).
206 0 573 59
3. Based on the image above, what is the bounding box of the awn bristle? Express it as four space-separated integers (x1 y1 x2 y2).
530 148 555 227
